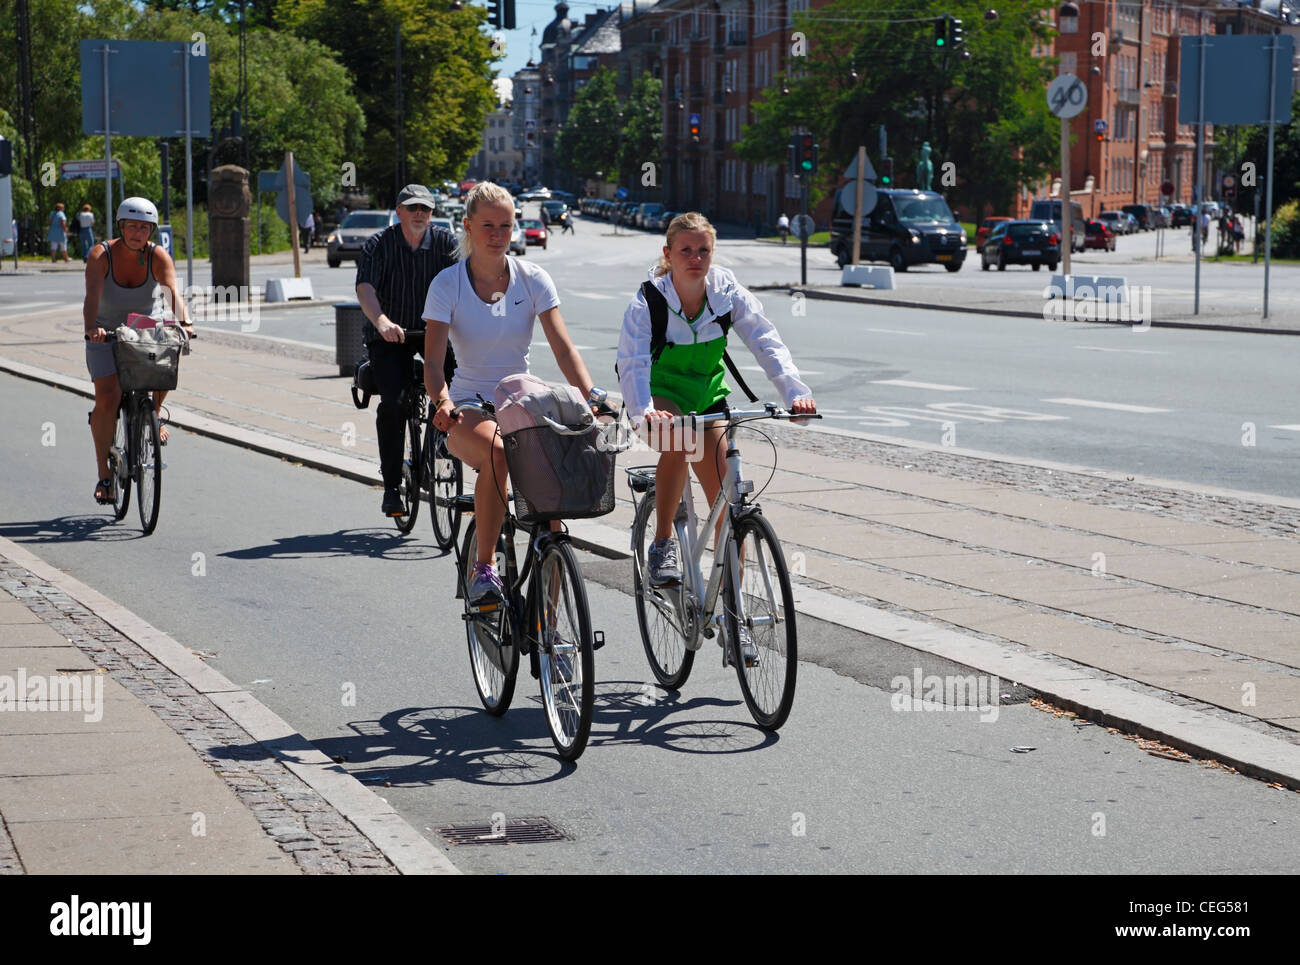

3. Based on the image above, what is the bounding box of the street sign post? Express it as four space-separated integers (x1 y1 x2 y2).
1047 74 1086 279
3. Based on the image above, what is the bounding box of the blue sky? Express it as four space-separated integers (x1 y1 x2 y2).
492 0 617 84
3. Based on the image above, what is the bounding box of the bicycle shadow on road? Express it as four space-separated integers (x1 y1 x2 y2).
218 528 446 562
589 679 779 755
0 515 140 544
311 705 580 787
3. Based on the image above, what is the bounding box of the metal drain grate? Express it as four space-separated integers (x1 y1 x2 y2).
436 817 569 846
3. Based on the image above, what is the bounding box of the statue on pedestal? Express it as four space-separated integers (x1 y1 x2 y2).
916 142 934 192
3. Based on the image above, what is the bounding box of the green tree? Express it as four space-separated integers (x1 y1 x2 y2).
280 0 498 203
736 0 1057 216
618 73 663 191
555 67 620 183
1216 89 1300 220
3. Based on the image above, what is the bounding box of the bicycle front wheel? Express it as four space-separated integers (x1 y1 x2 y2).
461 518 518 716
394 416 420 534
135 398 162 535
110 404 131 521
631 490 694 689
428 429 463 551
723 512 797 731
535 541 596 761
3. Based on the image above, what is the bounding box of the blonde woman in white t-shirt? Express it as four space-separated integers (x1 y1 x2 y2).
423 182 601 605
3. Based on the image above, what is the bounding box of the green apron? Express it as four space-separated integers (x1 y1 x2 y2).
649 310 729 414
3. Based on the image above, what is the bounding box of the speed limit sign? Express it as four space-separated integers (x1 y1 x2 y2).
1047 74 1087 119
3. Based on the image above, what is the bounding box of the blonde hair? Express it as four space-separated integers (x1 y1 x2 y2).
655 212 716 277
456 182 516 260
81 203 92 212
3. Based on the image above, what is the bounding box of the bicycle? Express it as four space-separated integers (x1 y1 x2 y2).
350 333 428 535
425 424 463 551
452 398 617 761
625 404 820 731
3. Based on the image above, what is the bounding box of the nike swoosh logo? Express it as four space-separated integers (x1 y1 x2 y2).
514 299 525 305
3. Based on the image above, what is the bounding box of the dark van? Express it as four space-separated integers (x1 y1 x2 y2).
830 189 967 272
1121 204 1153 230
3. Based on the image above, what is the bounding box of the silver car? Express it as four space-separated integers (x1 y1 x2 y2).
326 209 397 267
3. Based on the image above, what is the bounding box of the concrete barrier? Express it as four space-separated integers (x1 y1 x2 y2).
841 264 895 290
1046 273 1129 302
265 278 314 302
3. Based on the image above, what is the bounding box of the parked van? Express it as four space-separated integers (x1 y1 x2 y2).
830 189 967 272
1029 199 1086 252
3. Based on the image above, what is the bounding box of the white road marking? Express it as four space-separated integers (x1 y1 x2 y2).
1 301 66 312
566 290 621 300
871 379 973 391
1043 397 1171 413
739 365 824 375
866 328 927 337
1074 345 1169 355
1267 425 1300 432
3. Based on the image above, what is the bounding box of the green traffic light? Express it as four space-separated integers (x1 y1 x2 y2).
936 37 945 46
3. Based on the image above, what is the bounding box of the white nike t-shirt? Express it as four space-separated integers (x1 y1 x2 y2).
422 257 561 405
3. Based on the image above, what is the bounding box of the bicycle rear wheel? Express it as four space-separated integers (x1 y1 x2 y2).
723 512 797 731
631 490 694 689
135 398 162 535
461 518 518 716
428 429 463 551
110 402 131 520
394 416 420 534
535 540 595 761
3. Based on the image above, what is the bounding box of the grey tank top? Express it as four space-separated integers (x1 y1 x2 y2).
96 241 157 330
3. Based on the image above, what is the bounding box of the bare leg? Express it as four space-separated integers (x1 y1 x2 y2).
447 412 509 566
89 374 123 484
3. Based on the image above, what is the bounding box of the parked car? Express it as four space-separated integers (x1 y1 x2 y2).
520 218 548 249
655 210 679 232
636 202 665 229
326 209 397 268
1121 203 1154 230
1169 204 1193 227
975 216 1013 248
1084 219 1116 251
518 186 551 201
1029 199 1086 252
1098 211 1130 235
429 216 462 243
1150 205 1172 228
1120 212 1140 234
509 223 526 255
979 219 1060 271
549 190 578 206
830 188 967 272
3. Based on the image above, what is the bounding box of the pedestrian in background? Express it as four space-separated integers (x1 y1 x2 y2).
300 210 315 251
76 204 96 262
777 212 790 245
47 203 70 262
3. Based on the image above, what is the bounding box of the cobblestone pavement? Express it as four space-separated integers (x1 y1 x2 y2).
0 558 397 875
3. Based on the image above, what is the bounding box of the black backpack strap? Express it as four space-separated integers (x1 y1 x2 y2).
640 280 671 361
708 308 758 402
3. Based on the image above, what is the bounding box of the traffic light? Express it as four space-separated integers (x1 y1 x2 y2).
487 0 501 28
880 157 893 186
934 17 947 46
949 18 964 48
798 134 817 175
689 117 701 141
0 138 10 177
1095 131 1105 143
503 0 516 29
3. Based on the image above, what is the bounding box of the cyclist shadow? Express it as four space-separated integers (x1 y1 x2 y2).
218 528 443 561
310 704 583 787
0 515 140 543
588 680 780 755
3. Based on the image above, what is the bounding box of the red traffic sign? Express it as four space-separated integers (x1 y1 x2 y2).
1161 180 1175 196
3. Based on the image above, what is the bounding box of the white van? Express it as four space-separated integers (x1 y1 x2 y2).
1029 199 1086 253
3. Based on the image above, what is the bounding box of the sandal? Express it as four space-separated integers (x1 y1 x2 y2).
94 478 114 505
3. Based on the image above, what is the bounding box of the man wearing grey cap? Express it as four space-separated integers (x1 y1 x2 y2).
356 184 458 516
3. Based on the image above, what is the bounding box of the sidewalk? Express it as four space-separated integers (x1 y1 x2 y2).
2 297 1300 876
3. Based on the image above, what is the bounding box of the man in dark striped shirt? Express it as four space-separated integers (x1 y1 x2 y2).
356 184 458 516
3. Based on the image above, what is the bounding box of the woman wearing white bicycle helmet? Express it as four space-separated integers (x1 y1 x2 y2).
83 196 192 504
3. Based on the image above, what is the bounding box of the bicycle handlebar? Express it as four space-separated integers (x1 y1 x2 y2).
650 404 822 427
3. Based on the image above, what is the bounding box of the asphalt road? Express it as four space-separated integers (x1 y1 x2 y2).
4 374 1300 873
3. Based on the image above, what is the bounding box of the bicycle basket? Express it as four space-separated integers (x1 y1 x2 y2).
111 326 183 392
502 423 617 523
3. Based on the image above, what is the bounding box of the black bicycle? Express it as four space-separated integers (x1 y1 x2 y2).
351 336 428 535
91 330 186 536
453 398 618 761
426 424 463 551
